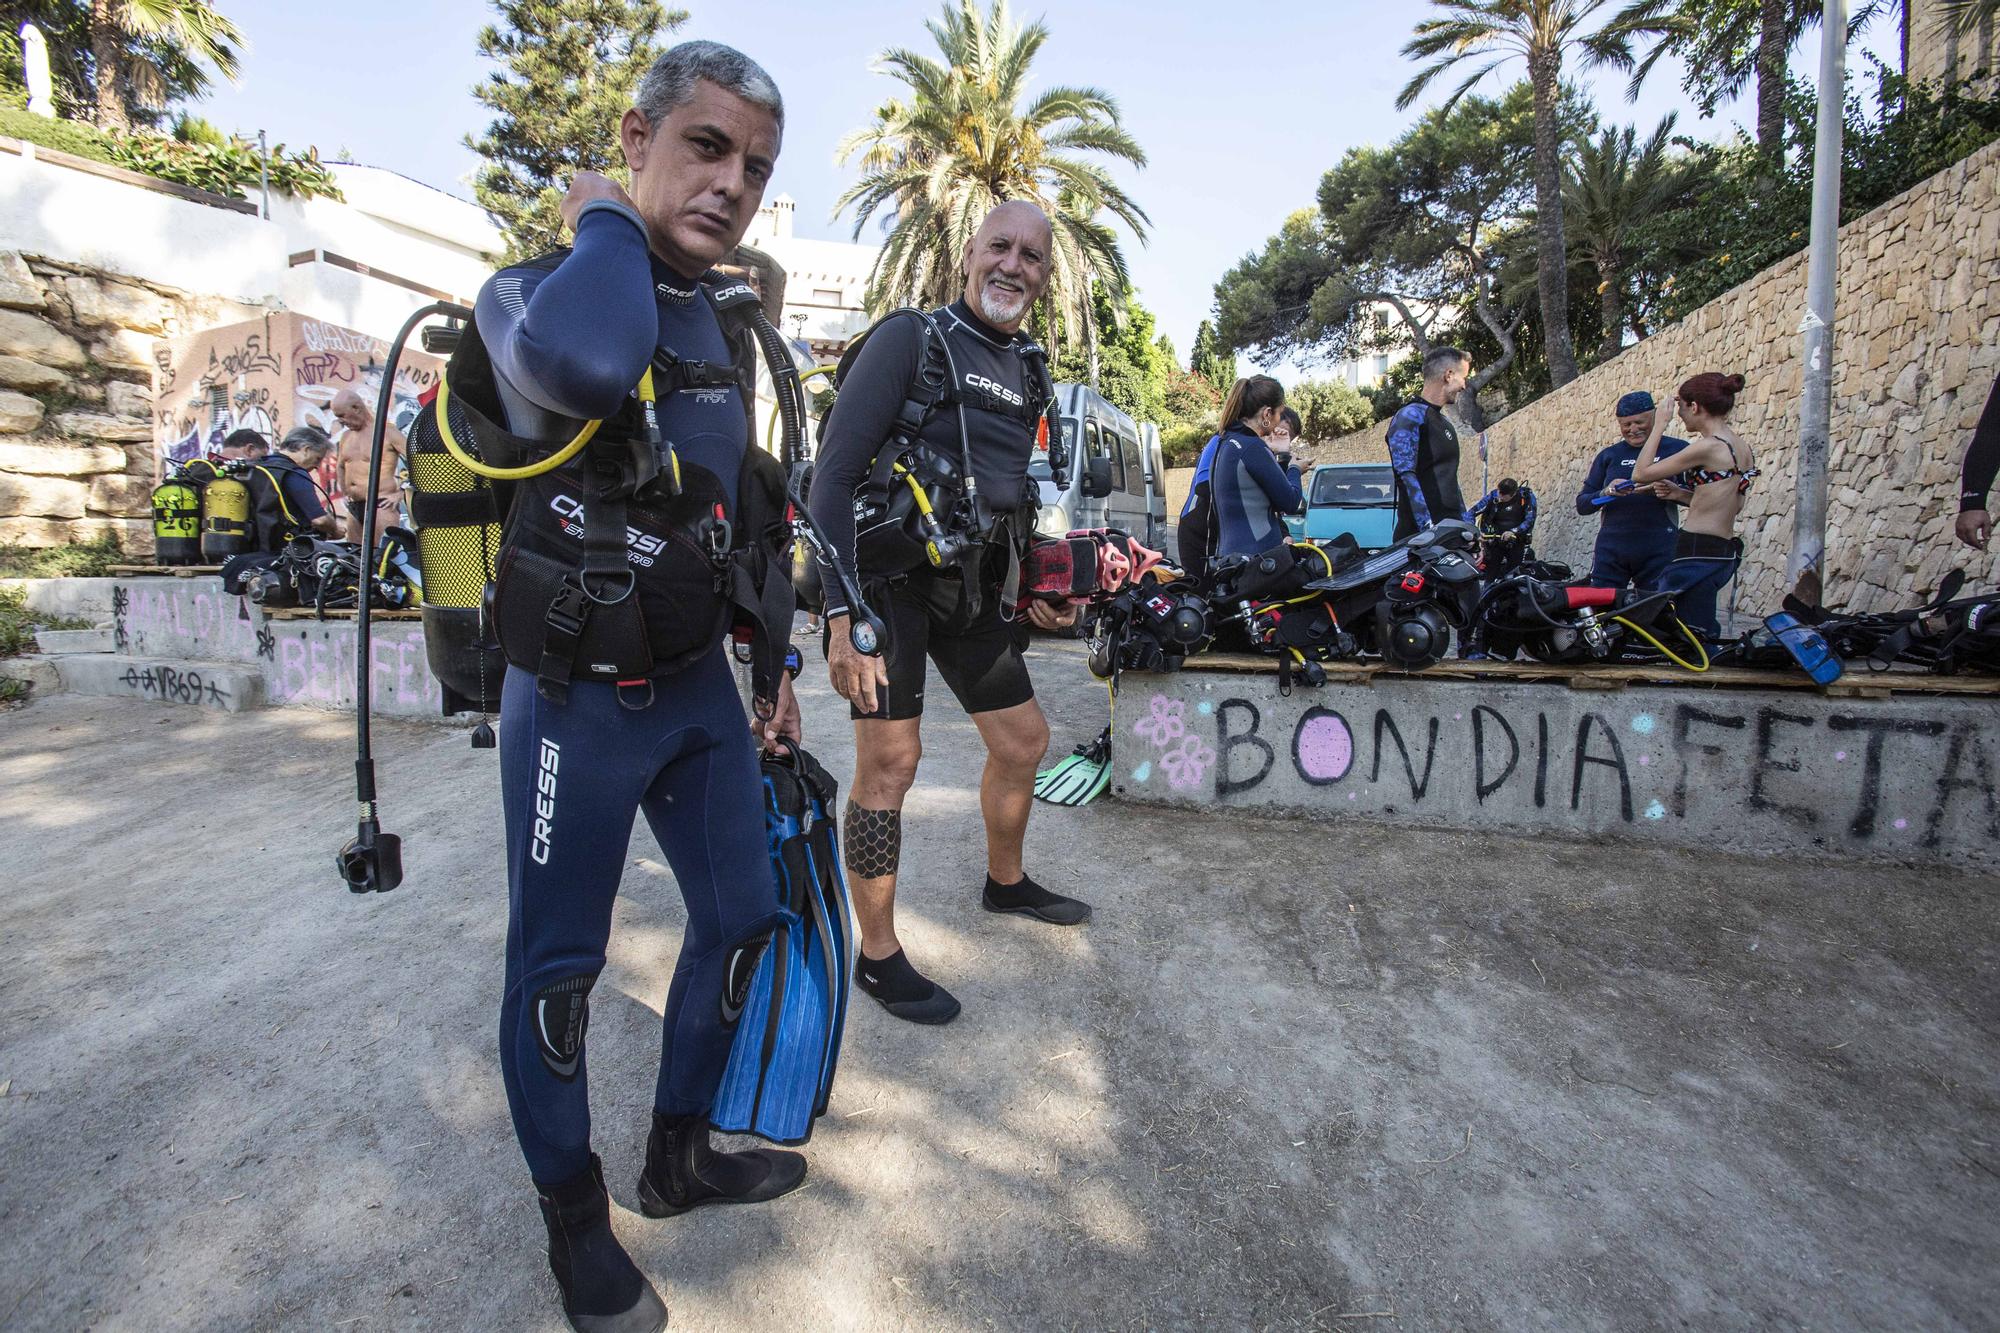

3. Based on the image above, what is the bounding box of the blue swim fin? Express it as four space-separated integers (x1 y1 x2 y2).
710 740 854 1146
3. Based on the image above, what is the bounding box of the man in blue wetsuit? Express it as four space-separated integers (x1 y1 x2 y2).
470 43 805 1333
1576 391 1689 588
1385 347 1472 540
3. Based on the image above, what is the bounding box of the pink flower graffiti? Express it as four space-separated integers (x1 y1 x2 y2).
1160 734 1216 790
1132 695 1213 789
1133 695 1185 747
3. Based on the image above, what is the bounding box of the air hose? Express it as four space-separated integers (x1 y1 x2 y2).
340 299 471 894
1611 614 1711 671
749 310 887 658
432 368 663 481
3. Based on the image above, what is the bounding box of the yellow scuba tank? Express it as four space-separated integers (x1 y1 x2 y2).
406 394 505 715
150 472 202 566
200 470 253 562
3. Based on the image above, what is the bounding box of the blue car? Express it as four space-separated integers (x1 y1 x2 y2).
1283 463 1398 549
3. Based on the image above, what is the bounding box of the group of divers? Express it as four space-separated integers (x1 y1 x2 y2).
227 40 2000 1333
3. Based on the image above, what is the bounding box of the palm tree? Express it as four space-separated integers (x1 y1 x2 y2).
1398 1 1635 389
89 0 244 132
1563 113 1691 355
834 0 1150 362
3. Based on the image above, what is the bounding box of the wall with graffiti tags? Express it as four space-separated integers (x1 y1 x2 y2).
153 312 441 499
110 577 441 718
1111 669 2000 872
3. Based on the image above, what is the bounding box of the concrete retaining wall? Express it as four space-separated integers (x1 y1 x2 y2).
1110 666 2000 872
103 576 442 718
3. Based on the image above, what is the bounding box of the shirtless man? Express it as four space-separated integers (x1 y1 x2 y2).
331 388 405 544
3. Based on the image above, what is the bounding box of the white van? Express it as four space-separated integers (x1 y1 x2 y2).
1031 383 1161 543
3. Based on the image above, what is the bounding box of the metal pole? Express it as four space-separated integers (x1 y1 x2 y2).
1790 0 1846 598
258 130 271 220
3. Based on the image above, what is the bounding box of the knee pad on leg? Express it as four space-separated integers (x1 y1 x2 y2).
529 967 600 1082
844 801 902 879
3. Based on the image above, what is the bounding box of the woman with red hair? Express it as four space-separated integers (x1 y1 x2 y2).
1630 372 1759 637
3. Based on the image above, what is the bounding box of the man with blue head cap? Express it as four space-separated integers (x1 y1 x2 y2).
1576 390 1690 588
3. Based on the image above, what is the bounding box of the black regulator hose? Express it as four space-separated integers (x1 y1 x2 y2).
338 299 472 895
749 306 887 658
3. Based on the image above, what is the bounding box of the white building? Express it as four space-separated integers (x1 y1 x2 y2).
740 194 880 361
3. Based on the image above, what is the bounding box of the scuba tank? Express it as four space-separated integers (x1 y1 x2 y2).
200 466 253 562
406 387 506 716
150 469 202 566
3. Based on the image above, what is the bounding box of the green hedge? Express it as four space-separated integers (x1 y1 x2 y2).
0 107 342 203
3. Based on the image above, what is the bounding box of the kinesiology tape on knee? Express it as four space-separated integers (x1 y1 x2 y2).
844 801 902 879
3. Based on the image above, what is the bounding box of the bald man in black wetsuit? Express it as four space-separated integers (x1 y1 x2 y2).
808 201 1090 1027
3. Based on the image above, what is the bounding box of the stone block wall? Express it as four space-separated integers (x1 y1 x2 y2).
0 253 261 553
1312 139 2000 615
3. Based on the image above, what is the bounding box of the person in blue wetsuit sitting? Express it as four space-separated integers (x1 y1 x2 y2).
468 42 808 1333
1577 390 1690 588
1385 347 1473 540
1207 374 1303 559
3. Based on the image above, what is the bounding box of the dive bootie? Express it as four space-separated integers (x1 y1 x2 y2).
637 1111 807 1218
536 1155 668 1333
982 872 1092 926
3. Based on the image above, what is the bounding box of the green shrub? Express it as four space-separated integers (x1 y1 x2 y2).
0 536 123 579
0 107 343 203
1160 422 1214 468
0 105 119 163
0 584 31 657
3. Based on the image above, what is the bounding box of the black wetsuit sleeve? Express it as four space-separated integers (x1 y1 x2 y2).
1961 372 2000 513
478 202 658 422
1577 448 1609 516
804 315 925 617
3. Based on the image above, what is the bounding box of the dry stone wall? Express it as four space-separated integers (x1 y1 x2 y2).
0 253 261 553
1311 139 2000 615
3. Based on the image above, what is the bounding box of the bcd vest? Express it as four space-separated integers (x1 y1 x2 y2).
818 307 1056 609
244 457 312 551
428 251 797 710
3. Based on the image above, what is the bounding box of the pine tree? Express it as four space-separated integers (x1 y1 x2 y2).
466 0 684 262
1190 320 1236 389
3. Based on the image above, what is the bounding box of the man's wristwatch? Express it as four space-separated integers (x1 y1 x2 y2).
783 645 803 679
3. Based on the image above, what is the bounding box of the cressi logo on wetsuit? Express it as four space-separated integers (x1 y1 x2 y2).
530 737 561 864
966 371 1024 407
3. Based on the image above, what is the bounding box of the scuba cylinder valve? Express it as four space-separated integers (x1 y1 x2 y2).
150 468 202 565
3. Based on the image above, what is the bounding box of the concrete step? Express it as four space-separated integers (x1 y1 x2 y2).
33 627 115 653
49 653 265 713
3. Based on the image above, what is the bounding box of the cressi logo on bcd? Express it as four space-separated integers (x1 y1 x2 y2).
548 493 666 567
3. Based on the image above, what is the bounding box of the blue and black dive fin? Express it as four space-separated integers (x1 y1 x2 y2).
710 739 854 1146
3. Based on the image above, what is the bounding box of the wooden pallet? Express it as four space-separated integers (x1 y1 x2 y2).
263 607 424 622
109 565 224 578
1176 651 2000 698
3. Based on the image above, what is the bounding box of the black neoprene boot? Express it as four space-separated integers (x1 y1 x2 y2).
536 1155 668 1333
637 1111 808 1218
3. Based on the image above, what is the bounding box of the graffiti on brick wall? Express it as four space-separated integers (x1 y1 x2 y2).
154 314 441 496
1122 691 2000 851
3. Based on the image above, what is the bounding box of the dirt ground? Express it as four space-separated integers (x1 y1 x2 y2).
1 640 1996 1330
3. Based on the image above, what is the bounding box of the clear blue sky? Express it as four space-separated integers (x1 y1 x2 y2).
191 0 1890 370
